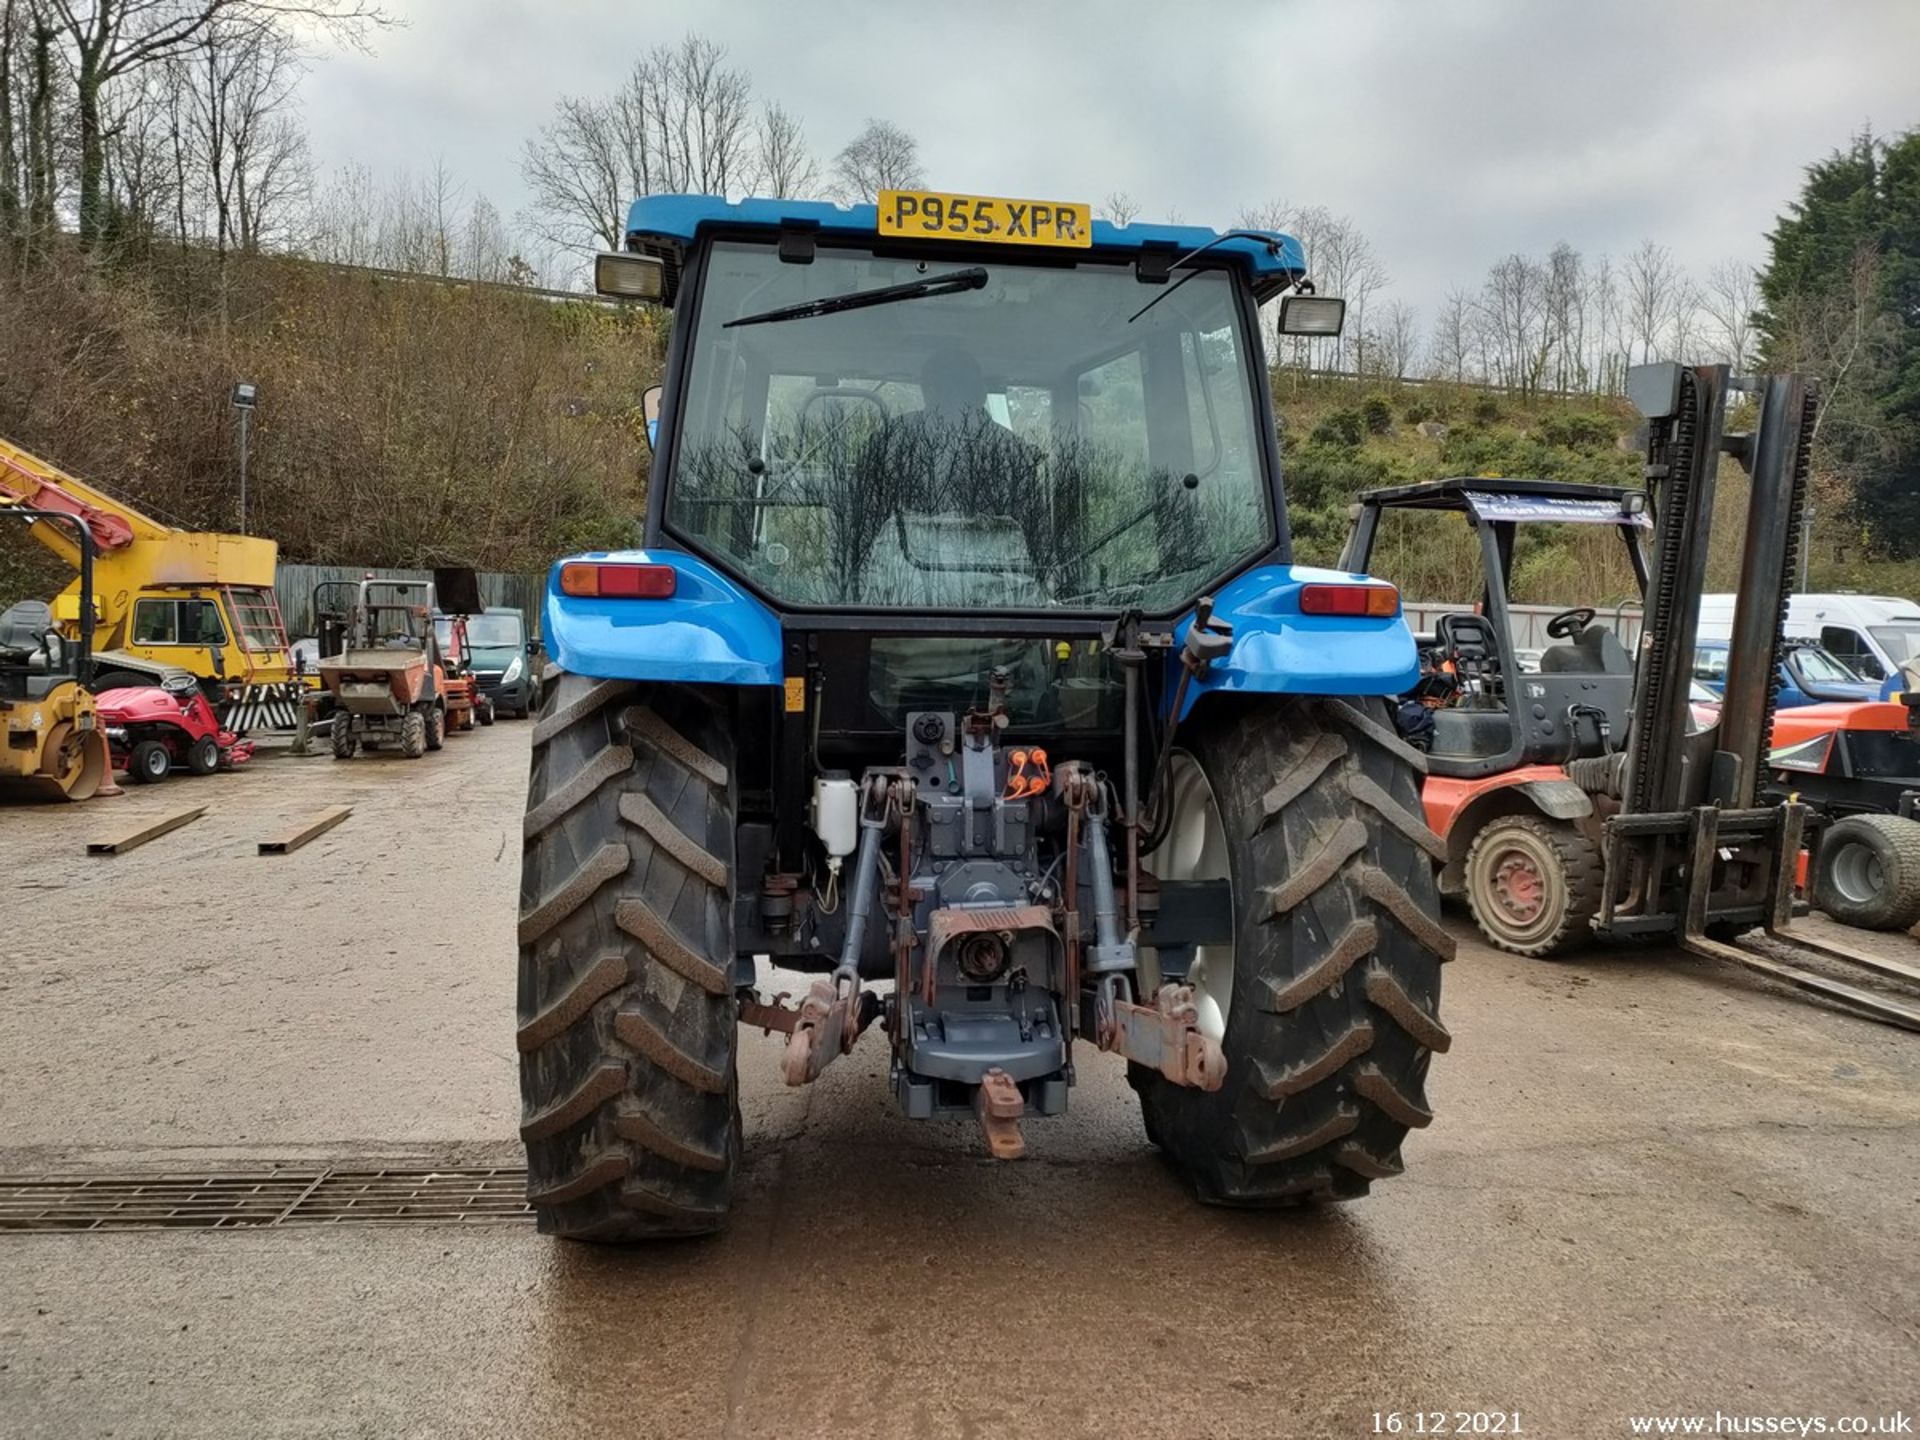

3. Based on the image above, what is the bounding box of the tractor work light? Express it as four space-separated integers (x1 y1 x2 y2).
1277 294 1347 337
1299 582 1399 618
594 252 666 302
559 562 677 599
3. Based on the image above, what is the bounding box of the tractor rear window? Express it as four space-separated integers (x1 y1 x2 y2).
666 241 1273 612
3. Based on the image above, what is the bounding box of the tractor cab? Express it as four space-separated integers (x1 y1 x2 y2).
1341 477 1650 779
510 190 1456 1239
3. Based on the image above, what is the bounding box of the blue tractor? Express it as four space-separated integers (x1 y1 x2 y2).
517 190 1452 1239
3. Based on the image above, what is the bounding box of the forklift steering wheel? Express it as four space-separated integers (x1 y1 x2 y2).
1546 606 1596 639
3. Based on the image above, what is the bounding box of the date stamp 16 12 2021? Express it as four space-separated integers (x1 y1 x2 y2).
1373 1414 1523 1435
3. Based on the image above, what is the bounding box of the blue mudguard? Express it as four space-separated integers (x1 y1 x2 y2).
1166 564 1420 721
542 549 783 686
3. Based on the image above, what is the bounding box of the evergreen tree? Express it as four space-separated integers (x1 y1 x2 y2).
1758 127 1920 558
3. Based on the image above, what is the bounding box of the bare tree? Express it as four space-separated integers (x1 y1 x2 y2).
1476 254 1551 392
1623 239 1683 363
1 0 23 244
179 14 304 257
1703 259 1758 368
647 34 752 196
754 100 815 199
521 34 759 252
1235 197 1291 234
46 0 386 245
1305 209 1386 372
461 192 509 281
832 117 920 203
1429 287 1474 383
1668 277 1706 362
1587 253 1622 393
1103 189 1139 225
1543 241 1586 391
1373 299 1420 379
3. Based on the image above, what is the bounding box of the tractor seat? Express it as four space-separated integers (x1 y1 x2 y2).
1538 624 1632 676
0 600 55 667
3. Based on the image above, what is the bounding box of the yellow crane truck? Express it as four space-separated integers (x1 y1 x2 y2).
0 436 303 732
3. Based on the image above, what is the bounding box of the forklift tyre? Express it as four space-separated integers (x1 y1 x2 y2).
478 698 496 726
402 711 428 759
518 675 740 1241
331 723 356 760
1462 814 1602 958
187 734 219 775
1135 696 1451 1206
129 739 171 784
425 705 445 752
1812 814 1920 932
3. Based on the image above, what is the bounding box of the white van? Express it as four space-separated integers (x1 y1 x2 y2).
1697 592 1920 689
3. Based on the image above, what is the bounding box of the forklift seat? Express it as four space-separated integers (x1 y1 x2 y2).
1431 708 1515 759
1538 624 1632 676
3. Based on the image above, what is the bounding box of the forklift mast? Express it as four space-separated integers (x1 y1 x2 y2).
1607 363 1920 1029
1619 363 1816 818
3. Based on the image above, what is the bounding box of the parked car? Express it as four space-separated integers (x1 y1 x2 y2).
1692 639 1880 708
463 606 541 718
1699 592 1920 696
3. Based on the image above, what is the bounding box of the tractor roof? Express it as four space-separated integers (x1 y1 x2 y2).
623 194 1307 303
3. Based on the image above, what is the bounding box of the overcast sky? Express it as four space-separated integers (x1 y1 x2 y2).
298 0 1920 316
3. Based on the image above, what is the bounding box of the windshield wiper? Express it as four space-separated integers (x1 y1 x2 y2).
724 267 988 328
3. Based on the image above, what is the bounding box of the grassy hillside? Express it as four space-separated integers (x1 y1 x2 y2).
1274 377 1920 609
1 249 658 611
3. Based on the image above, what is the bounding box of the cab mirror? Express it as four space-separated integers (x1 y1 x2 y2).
642 385 663 451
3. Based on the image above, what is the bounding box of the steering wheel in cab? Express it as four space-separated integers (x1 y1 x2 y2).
1545 606 1596 639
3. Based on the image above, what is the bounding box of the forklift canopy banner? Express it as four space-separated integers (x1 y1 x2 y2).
1465 492 1651 528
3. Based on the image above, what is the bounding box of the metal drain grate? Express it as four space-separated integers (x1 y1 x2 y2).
0 1166 533 1233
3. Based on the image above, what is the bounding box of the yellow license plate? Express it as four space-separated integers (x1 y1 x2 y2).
877 189 1092 249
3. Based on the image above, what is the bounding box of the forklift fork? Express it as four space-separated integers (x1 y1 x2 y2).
1675 804 1920 1032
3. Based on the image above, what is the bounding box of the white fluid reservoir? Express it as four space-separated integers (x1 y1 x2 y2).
812 774 858 859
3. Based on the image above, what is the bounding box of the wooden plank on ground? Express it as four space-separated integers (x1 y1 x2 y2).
86 806 207 856
258 805 352 855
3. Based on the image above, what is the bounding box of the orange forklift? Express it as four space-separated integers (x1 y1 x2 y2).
1342 363 1920 1029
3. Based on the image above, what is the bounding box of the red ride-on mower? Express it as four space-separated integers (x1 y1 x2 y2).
99 674 255 783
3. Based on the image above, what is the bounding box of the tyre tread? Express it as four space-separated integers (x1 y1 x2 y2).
517 677 739 1241
1140 696 1447 1208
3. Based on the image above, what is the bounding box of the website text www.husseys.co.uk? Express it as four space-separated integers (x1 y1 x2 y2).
1626 1413 1911 1437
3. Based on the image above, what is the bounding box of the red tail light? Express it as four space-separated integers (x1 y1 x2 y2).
560 562 677 599
1299 582 1399 618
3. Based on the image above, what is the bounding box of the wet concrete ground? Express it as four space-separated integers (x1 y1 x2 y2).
1 723 1916 1438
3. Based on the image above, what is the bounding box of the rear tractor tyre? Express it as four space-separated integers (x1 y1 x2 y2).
401 711 428 759
130 739 171 784
518 674 741 1240
331 721 357 760
187 734 220 776
1462 814 1602 958
1137 696 1452 1206
1812 814 1920 932
424 705 446 752
90 670 155 694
